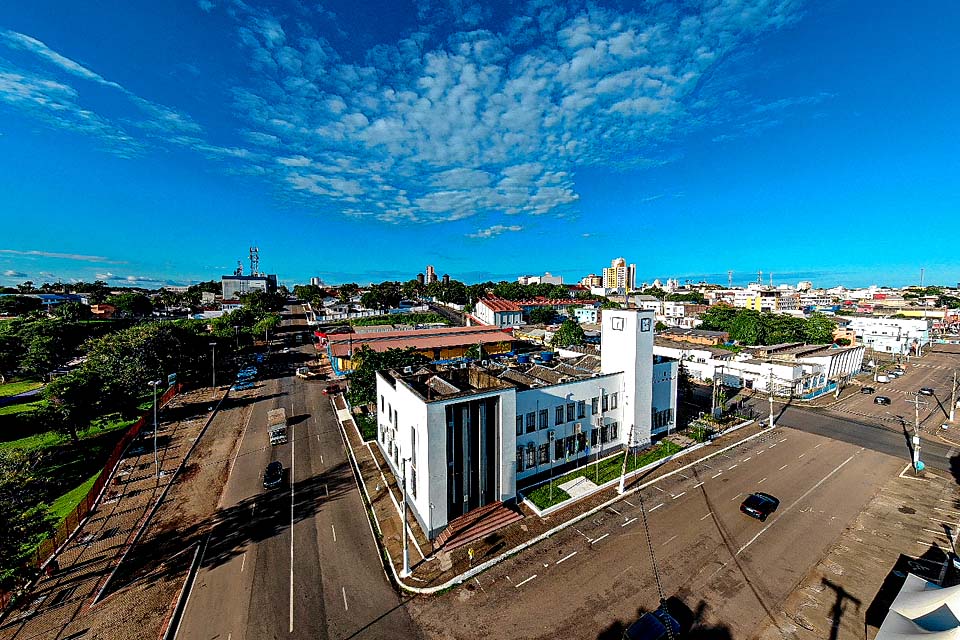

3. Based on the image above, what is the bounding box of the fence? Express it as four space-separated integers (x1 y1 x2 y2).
1 383 183 610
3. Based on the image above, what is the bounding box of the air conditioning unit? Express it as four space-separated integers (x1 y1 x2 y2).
403 366 413 374
481 360 489 366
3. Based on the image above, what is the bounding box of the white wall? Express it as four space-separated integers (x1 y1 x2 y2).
651 360 678 438
601 309 654 446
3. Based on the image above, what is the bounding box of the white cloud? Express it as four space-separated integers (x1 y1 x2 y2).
95 272 115 280
0 249 125 263
3 270 27 277
467 224 522 239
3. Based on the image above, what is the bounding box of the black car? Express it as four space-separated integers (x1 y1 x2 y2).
622 607 681 640
919 388 935 396
861 386 875 394
740 492 780 521
263 461 284 489
874 396 891 405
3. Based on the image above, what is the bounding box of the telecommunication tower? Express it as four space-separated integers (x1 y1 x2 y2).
249 246 260 277
727 270 733 288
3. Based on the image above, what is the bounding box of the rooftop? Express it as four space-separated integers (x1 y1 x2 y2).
328 325 514 357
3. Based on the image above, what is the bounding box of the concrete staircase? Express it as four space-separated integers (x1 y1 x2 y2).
433 501 523 552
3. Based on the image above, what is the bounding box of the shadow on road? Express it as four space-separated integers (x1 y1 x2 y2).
596 596 733 639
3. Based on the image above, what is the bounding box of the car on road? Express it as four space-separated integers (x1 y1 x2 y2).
861 386 875 394
281 347 290 354
876 375 890 383
874 396 891 405
126 439 149 457
888 370 902 378
622 607 681 640
919 387 935 396
323 384 342 395
231 381 255 391
263 461 284 489
740 492 780 521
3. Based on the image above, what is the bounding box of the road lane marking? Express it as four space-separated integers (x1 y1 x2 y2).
622 517 637 527
649 503 664 512
922 528 951 537
575 529 592 542
654 486 665 492
692 482 704 488
515 575 538 588
700 512 712 521
814 443 823 449
325 484 329 498
623 500 636 507
317 434 320 441
728 464 738 470
661 535 677 547
930 517 956 525
742 457 751 462
678 473 689 480
608 507 622 515
557 551 578 564
331 524 337 542
778 464 789 471
711 472 722 479
320 454 323 464
592 533 610 545
798 454 805 459
240 552 246 573
731 493 741 501
672 492 686 499
769 443 778 448
228 409 256 478
736 450 861 556
342 586 348 610
758 477 767 484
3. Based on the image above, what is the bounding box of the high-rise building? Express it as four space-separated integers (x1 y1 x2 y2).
310 277 321 286
416 273 425 285
602 258 636 291
580 274 603 288
425 265 438 284
442 274 450 285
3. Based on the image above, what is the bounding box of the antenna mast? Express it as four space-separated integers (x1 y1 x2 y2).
249 246 260 277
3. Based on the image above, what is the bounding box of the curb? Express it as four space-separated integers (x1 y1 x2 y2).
333 399 772 595
161 533 209 640
93 387 230 605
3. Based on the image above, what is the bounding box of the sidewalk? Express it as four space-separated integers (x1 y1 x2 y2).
0 387 227 640
331 392 772 594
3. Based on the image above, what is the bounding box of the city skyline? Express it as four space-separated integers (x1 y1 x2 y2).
1 1 958 288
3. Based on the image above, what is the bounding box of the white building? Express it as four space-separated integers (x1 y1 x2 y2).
844 317 931 355
603 257 636 292
518 272 563 285
473 297 523 327
376 310 676 539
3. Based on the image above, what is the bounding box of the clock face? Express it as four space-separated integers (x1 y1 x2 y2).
640 318 651 332
612 317 625 331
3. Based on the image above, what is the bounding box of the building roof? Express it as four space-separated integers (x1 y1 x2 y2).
653 336 733 358
328 325 514 357
661 327 729 339
479 296 520 312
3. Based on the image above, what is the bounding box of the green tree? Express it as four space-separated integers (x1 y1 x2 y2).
107 292 153 317
803 313 837 344
42 369 101 442
655 321 668 332
254 313 282 342
0 295 43 317
677 362 693 398
238 289 285 314
552 318 586 347
528 306 556 325
337 283 359 303
0 449 54 591
53 301 92 322
16 281 36 294
640 286 667 299
729 309 765 345
347 346 428 407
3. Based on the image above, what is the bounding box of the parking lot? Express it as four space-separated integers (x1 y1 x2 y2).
407 427 904 639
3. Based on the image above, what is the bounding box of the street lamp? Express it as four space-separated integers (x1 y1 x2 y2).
209 342 217 395
149 379 162 479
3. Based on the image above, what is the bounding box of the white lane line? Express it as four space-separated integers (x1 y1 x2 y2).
731 493 741 501
622 517 638 527
592 533 610 545
769 443 778 448
320 454 323 464
661 535 677 547
654 486 665 492
798 453 805 459
342 586 348 610
922 528 951 537
692 482 704 488
742 457 752 462
700 512 712 521
325 483 329 498
608 507 622 516
678 473 690 480
316 434 320 441
755 449 764 455
331 524 337 542
934 507 960 516
672 492 686 500
240 552 246 573
624 500 636 508
728 464 738 470
557 551 578 564
814 443 823 449
737 450 861 556
711 472 722 479
778 464 789 471
930 517 956 525
290 408 296 634
758 477 767 484
515 574 538 588
649 503 664 512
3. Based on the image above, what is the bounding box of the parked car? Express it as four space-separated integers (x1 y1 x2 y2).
323 384 342 395
622 607 681 640
740 492 780 521
919 388 935 396
263 461 284 489
876 375 890 383
888 370 902 378
874 396 892 405
861 386 875 394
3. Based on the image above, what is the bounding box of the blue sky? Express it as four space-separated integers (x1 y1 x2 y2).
0 0 957 289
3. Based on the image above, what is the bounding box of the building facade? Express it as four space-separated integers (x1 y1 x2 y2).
844 317 931 354
221 274 277 300
602 258 636 292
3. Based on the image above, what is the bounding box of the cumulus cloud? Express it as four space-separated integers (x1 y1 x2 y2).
467 224 522 239
3 270 27 277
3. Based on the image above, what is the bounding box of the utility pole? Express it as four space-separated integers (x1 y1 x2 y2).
767 369 776 429
209 342 217 397
618 423 635 494
149 379 162 479
951 370 957 423
400 457 411 577
905 393 928 473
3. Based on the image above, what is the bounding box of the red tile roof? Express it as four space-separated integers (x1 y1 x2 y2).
478 297 520 312
328 325 515 358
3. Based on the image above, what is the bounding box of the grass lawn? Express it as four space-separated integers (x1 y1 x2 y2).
0 380 43 398
355 414 377 441
47 472 101 523
0 398 44 417
527 440 684 510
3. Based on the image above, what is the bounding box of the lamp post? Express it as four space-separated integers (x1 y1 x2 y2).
400 457 411 578
209 342 217 397
149 379 162 479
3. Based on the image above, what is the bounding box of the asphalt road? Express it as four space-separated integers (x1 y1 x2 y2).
177 307 416 640
406 427 901 639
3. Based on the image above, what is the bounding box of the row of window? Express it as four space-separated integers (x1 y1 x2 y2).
652 408 675 429
514 393 618 436
516 423 620 471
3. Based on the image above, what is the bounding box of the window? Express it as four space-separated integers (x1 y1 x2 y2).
577 400 586 419
516 446 524 471
538 409 549 430
526 412 536 434
538 443 550 464
577 433 587 452
380 395 385 412
610 392 618 409
610 421 619 440
565 436 576 457
566 402 575 422
602 393 609 411
526 443 536 468
591 396 599 414
516 416 523 436
590 427 599 447
600 424 609 444
554 437 564 460
556 405 565 425
409 465 417 498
